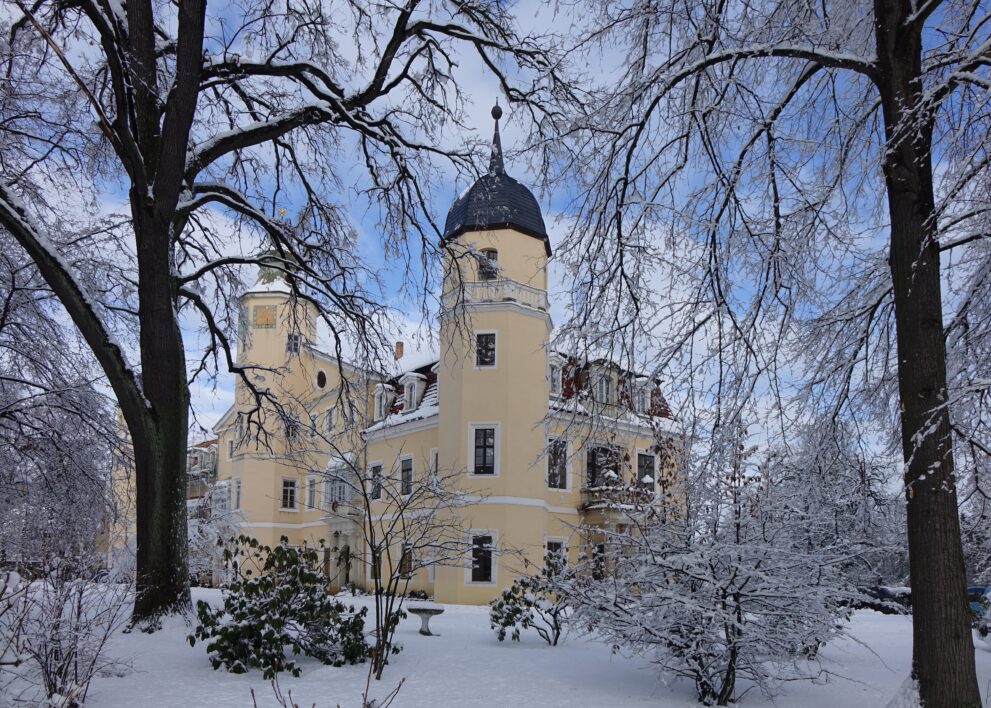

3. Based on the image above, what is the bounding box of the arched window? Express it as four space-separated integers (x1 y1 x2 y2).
479 248 498 281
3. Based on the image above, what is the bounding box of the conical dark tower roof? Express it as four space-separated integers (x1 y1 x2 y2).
443 103 551 256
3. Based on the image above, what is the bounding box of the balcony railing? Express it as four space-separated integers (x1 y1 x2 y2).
442 279 549 313
581 485 656 511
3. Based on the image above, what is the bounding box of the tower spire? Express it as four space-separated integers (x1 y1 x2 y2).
488 101 505 175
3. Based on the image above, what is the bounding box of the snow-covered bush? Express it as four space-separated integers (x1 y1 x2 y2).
564 434 854 705
0 563 129 707
189 535 368 678
490 554 568 646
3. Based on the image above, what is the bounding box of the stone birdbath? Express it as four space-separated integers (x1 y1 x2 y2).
408 605 444 636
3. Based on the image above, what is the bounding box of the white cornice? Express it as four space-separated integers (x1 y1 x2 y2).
363 414 439 442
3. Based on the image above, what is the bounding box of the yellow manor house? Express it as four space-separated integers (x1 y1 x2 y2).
211 105 680 605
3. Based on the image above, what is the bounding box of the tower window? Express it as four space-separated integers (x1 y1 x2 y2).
400 457 413 496
281 479 297 510
471 534 494 583
476 332 496 367
547 438 567 490
479 248 498 281
472 427 497 475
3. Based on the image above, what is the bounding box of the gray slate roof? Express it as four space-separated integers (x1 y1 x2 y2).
442 104 551 256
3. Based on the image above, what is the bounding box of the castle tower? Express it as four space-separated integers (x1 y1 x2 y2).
435 104 556 603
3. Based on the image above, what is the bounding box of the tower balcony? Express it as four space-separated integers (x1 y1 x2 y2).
442 279 549 313
580 485 656 512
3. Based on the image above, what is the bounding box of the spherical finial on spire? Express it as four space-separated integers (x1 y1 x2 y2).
491 102 503 121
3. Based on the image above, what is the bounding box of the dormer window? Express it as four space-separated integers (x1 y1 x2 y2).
399 373 425 413
633 385 647 413
549 363 562 396
595 372 614 405
373 385 393 421
479 249 498 281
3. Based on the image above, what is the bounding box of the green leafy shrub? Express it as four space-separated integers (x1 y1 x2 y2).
188 535 368 678
489 554 567 646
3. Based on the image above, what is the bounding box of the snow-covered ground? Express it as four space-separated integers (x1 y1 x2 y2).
85 588 991 707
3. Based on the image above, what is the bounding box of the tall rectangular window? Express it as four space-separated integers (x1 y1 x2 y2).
233 479 241 511
370 464 382 500
307 477 317 508
473 428 496 475
637 453 656 490
370 549 381 581
596 373 613 404
545 540 565 574
475 333 496 367
479 248 498 281
281 479 297 510
399 543 414 578
587 446 619 487
401 458 413 496
547 438 567 490
550 364 561 396
471 535 493 583
227 439 234 460
285 415 300 441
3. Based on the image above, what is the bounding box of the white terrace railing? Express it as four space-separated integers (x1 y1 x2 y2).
442 279 549 313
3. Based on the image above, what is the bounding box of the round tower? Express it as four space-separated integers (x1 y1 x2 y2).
435 104 555 603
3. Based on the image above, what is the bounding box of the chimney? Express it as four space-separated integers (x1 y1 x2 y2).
394 341 404 360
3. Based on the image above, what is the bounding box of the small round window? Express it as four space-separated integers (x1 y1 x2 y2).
317 371 327 388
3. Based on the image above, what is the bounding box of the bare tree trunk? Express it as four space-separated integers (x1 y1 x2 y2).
875 1 980 703
130 211 192 621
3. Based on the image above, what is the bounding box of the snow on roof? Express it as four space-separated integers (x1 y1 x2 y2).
364 381 439 434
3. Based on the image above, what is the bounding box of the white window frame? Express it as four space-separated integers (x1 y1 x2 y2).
636 448 658 494
465 529 498 585
467 422 501 477
473 330 498 369
286 332 302 353
549 362 562 396
366 545 382 582
596 372 613 404
478 248 499 281
429 448 439 481
544 536 568 568
398 455 414 497
280 477 298 511
306 476 318 509
233 478 242 511
368 461 383 501
546 437 569 491
324 409 334 434
633 384 648 413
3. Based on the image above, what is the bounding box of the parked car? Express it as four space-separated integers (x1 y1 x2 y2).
967 586 991 638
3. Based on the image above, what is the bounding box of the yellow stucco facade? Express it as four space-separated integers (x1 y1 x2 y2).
210 220 679 605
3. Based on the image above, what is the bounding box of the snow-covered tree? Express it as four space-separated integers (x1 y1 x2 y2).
186 481 242 587
763 424 907 586
564 426 855 705
324 454 479 680
0 0 562 623
539 0 991 700
0 236 120 570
